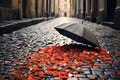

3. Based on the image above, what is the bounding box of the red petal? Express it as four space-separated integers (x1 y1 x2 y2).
117 71 120 76
93 64 99 67
108 61 113 65
21 45 25 49
28 74 34 80
4 61 10 64
118 51 120 55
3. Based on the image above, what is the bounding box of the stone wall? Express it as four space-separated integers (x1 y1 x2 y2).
0 0 45 21
59 0 71 17
0 0 11 8
0 7 19 22
114 8 120 29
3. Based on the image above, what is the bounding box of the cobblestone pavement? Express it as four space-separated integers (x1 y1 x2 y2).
0 17 120 80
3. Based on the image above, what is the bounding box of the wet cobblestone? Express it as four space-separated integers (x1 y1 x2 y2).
83 21 120 53
0 17 120 79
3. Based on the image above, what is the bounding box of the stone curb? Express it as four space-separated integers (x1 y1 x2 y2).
0 17 52 35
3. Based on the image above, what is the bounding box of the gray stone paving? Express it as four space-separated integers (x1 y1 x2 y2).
83 21 120 53
0 17 120 79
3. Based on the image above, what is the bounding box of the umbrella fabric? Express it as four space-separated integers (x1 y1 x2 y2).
55 23 99 47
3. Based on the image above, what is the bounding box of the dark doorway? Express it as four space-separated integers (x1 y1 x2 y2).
22 0 27 18
64 12 67 17
106 0 117 22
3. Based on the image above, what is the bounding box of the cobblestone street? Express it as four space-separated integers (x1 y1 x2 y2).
0 17 120 80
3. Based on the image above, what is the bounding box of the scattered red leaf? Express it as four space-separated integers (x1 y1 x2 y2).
59 72 68 79
101 57 111 62
93 63 99 67
4 61 10 64
4 44 112 79
28 74 35 80
108 61 113 65
117 51 120 55
21 45 25 49
33 66 40 71
117 71 120 76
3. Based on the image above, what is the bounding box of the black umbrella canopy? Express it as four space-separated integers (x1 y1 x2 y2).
55 23 99 47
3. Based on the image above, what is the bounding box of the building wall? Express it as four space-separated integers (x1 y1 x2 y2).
40 0 46 17
31 0 36 17
26 0 36 18
24 0 46 17
26 0 31 18
115 0 120 28
0 0 21 21
97 0 105 21
70 0 76 17
59 0 70 17
80 0 83 15
117 0 120 7
37 0 43 17
86 0 91 16
83 0 120 27
0 0 12 8
54 0 59 16
79 0 103 21
98 0 104 10
11 0 19 9
51 0 55 16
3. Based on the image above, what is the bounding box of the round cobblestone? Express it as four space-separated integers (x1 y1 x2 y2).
0 17 120 79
